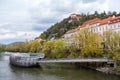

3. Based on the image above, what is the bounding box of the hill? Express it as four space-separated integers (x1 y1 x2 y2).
38 11 120 40
7 42 25 46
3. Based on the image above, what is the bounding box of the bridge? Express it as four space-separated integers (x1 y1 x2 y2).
38 58 115 69
7 52 114 68
38 58 113 63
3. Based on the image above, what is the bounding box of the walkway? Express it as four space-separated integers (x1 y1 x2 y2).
38 58 113 63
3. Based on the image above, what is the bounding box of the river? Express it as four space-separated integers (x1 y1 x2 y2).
0 52 120 80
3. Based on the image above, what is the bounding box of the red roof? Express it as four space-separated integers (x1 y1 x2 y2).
99 16 120 25
63 16 120 37
66 29 76 34
109 16 120 24
81 18 101 27
80 16 120 26
99 17 112 25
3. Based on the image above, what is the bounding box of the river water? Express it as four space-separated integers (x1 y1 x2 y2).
0 52 120 80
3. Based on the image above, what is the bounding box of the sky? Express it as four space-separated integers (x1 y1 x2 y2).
0 0 120 44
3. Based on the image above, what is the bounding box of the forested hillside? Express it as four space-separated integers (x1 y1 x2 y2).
39 11 120 39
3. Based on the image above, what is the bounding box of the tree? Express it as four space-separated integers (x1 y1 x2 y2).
5 42 28 52
51 39 67 58
67 43 79 58
103 30 120 58
42 41 54 58
103 31 120 72
39 11 120 40
74 28 103 57
0 45 4 52
29 41 42 53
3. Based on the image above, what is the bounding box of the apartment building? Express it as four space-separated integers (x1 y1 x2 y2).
62 16 120 42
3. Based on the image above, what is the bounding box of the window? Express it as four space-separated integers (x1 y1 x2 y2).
114 25 116 29
110 26 112 29
102 27 104 31
118 24 120 28
99 27 101 31
106 25 108 29
97 27 99 31
96 28 97 32
102 26 104 31
94 28 95 32
92 28 94 32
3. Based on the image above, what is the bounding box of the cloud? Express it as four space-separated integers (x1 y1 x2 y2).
0 0 120 44
82 0 97 3
0 28 41 44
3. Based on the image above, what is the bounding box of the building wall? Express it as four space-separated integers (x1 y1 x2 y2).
62 17 120 43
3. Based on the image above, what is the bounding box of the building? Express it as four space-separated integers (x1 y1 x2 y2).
62 16 120 43
70 13 81 20
62 29 77 43
68 13 81 23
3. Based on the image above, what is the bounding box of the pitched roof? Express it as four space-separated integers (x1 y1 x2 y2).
99 17 113 25
99 16 120 25
109 16 120 24
81 18 101 27
62 16 120 38
66 29 76 34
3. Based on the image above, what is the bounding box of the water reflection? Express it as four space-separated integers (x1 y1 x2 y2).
0 52 120 80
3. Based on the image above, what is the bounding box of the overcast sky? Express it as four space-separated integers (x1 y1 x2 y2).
0 0 120 44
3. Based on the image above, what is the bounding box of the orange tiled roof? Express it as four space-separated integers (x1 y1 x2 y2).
66 29 76 34
99 16 120 25
81 18 101 27
99 17 113 25
81 16 120 26
63 16 120 37
109 16 120 24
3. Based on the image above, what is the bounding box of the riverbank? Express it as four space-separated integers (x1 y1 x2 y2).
96 67 114 74
1 52 120 76
0 52 120 80
40 62 120 75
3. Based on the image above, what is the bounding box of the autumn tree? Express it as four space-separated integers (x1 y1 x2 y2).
74 28 103 57
103 31 120 58
67 43 79 58
0 45 4 52
51 39 67 58
42 41 54 58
